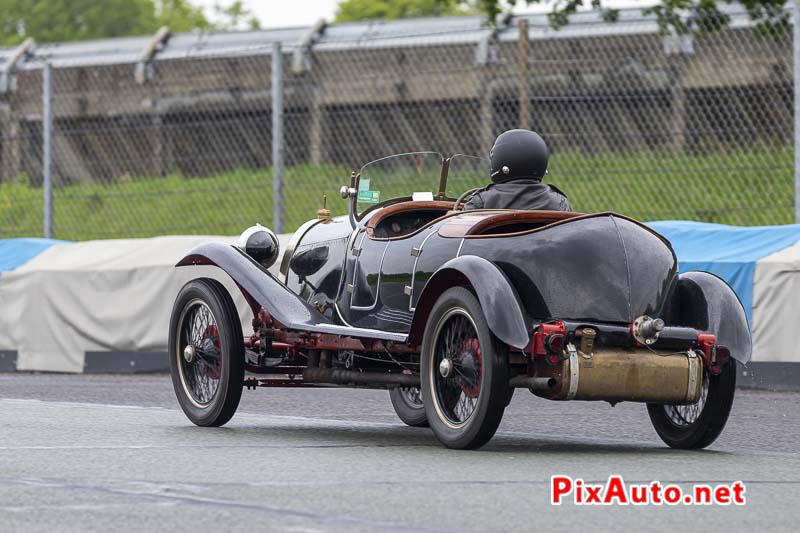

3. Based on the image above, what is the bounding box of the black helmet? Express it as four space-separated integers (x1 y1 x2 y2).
489 129 549 183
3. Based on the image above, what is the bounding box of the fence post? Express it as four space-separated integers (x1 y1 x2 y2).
42 61 53 239
794 2 800 223
272 42 285 234
517 18 529 130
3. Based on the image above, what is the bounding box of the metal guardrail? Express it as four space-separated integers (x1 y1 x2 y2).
0 4 796 239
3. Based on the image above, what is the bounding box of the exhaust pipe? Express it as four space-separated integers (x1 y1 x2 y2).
509 376 557 390
302 367 420 387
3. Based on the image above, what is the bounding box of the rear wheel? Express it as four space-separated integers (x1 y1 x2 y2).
389 387 428 427
647 362 736 449
421 287 508 449
169 278 244 427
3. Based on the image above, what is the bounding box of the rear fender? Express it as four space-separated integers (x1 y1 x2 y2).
409 255 530 349
665 271 752 363
176 242 323 328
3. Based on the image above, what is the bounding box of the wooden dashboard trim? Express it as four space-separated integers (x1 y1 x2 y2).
364 201 455 241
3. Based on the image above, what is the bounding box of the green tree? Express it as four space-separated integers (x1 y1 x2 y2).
214 0 262 30
335 0 475 22
0 0 262 46
0 0 156 45
155 0 211 33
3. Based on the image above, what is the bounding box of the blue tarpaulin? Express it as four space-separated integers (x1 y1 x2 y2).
648 221 800 324
0 238 69 273
4 223 800 325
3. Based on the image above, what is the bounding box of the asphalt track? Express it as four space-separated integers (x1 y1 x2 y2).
0 374 798 532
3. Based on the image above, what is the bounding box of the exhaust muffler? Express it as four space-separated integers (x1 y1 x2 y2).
531 345 703 404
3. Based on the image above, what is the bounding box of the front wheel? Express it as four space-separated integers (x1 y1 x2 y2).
169 278 245 427
647 362 736 449
421 287 508 449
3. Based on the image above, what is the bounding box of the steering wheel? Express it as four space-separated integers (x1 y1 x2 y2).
451 187 484 212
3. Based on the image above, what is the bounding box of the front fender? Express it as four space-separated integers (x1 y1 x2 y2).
177 242 409 342
665 271 752 363
177 242 322 329
410 255 530 349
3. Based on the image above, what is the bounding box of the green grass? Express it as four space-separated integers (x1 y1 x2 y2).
0 165 350 240
0 147 793 241
551 146 794 226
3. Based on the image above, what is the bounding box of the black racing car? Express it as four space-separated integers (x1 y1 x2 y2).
169 152 751 450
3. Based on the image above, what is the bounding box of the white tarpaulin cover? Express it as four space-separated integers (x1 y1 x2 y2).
752 240 800 363
3 223 800 375
0 235 289 373
649 221 800 364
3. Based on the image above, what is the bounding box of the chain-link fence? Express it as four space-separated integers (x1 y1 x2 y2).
0 4 794 240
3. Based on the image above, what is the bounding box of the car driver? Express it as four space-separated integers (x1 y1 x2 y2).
464 129 570 212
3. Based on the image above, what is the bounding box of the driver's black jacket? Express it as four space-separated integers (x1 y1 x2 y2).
463 179 570 212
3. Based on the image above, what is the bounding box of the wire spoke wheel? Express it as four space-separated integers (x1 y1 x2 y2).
421 287 508 449
399 387 423 406
389 385 429 427
431 309 482 427
647 361 736 450
169 278 245 427
177 299 222 407
663 372 709 427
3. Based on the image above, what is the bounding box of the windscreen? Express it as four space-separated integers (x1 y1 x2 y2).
357 152 443 216
445 154 489 199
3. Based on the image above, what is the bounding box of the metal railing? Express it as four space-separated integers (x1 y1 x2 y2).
0 5 796 240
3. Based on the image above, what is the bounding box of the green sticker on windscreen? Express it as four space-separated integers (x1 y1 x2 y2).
358 178 370 191
358 190 381 204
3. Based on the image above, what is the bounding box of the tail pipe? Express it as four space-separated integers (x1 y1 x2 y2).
509 376 557 390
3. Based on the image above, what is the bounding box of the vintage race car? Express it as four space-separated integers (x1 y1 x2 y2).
169 152 751 450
